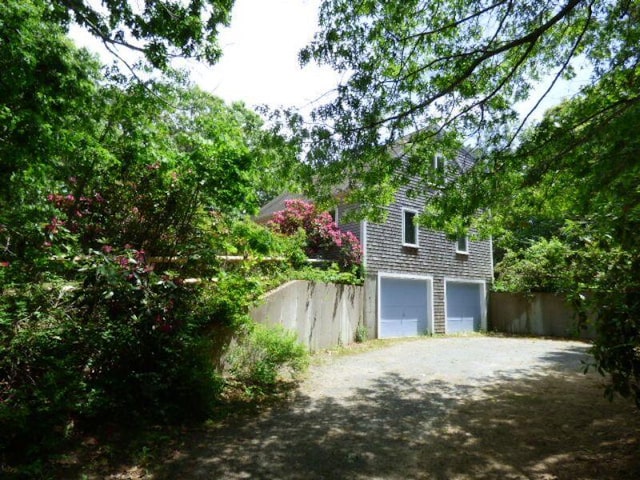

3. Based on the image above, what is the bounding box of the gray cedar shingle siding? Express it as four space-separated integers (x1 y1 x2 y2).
335 204 362 242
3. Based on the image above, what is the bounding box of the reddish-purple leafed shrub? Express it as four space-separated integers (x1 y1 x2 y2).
269 199 362 269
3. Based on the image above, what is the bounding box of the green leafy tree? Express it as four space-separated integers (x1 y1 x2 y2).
494 238 573 294
0 1 304 469
486 93 640 404
298 0 640 404
53 0 234 69
296 0 638 203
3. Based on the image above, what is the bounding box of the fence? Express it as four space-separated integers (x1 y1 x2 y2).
490 291 595 339
250 280 364 352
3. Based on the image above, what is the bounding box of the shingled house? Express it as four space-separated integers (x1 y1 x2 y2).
257 150 493 339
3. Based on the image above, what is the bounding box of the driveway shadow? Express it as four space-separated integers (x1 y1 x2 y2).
156 344 640 480
158 375 465 479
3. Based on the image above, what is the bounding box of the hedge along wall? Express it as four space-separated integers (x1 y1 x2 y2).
250 280 364 352
490 291 595 339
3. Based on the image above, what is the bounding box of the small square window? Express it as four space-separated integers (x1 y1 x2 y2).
456 236 469 254
403 209 418 246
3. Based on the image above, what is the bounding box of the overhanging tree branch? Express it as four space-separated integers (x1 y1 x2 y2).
507 0 594 148
367 0 583 130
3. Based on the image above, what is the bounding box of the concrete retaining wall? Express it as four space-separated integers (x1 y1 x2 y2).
250 280 364 352
490 291 594 339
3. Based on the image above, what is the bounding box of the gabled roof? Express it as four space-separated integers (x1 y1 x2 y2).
256 132 479 223
254 192 307 224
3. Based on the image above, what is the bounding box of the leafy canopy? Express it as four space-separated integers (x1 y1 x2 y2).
53 0 235 69
487 87 640 404
299 0 639 213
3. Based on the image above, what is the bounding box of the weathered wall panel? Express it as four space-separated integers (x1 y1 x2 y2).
250 280 364 351
490 292 595 339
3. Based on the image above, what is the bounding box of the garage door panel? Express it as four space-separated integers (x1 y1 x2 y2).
380 277 430 338
447 316 477 333
446 282 482 333
382 280 425 305
380 318 420 338
381 306 423 323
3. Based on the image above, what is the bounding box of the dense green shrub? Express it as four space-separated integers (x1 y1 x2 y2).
0 73 301 472
223 218 310 275
493 237 573 293
0 253 220 456
0 1 312 474
0 281 85 456
0 212 319 469
293 262 364 286
225 321 309 395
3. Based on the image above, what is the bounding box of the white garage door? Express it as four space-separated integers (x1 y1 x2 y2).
446 281 483 333
379 277 430 338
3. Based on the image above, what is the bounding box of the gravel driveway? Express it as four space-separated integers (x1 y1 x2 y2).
160 337 640 480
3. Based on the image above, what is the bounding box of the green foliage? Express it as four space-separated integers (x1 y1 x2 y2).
292 263 364 286
494 238 573 293
225 322 309 395
50 0 235 70
225 218 304 260
354 324 369 343
0 0 102 212
0 2 307 472
299 0 638 183
0 280 84 456
71 251 223 420
485 94 640 405
205 272 265 327
280 228 310 269
0 253 224 459
568 231 640 406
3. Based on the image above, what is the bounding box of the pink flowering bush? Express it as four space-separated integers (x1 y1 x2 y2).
0 167 226 455
269 199 362 270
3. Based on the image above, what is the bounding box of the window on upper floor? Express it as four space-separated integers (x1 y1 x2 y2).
402 208 419 247
456 235 469 254
433 153 445 173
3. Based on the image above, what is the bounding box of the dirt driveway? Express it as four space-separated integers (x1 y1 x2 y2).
160 337 640 479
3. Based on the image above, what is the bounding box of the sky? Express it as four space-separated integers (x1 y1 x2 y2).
70 0 590 120
183 0 342 110
71 0 341 112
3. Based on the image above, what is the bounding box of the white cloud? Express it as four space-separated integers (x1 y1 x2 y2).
70 0 341 111
177 0 341 109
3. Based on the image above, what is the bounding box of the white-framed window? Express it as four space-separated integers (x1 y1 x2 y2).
402 208 419 247
456 235 469 254
433 153 445 173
